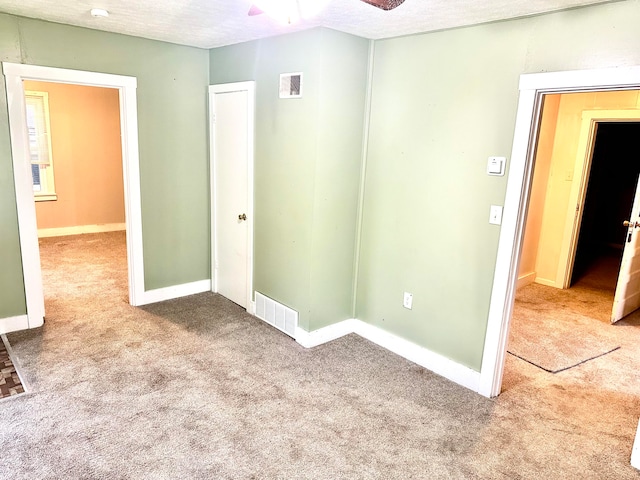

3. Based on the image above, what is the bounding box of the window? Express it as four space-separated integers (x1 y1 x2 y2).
25 90 57 201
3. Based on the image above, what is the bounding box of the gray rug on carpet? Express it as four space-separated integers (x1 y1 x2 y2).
508 284 621 373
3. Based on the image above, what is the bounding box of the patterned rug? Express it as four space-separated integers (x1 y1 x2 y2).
0 337 25 399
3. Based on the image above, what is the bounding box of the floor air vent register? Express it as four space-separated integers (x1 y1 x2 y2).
255 292 298 338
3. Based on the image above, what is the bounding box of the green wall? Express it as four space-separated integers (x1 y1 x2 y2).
357 0 640 370
310 31 369 330
0 14 210 318
4 0 640 374
0 15 26 317
210 28 369 331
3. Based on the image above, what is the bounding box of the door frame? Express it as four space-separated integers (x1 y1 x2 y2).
478 65 640 398
3 62 145 330
557 110 640 288
209 82 255 313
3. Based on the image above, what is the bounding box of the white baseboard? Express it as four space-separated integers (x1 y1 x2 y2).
632 419 640 469
137 279 212 306
534 277 556 288
517 271 536 289
295 319 481 393
0 315 30 335
295 319 359 348
38 223 126 238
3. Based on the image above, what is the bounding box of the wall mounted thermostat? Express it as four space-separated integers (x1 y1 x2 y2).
487 156 506 176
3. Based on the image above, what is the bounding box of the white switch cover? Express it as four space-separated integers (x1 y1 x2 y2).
403 292 413 310
487 157 506 176
489 205 503 225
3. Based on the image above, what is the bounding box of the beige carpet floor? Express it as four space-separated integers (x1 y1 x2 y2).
507 278 621 372
0 233 639 478
509 253 630 373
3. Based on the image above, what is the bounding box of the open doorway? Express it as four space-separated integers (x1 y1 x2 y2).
483 81 640 463
508 100 640 377
571 122 640 286
480 66 640 399
24 80 129 311
3 62 145 333
515 90 640 324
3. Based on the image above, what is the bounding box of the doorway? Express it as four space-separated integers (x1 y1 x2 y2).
516 93 640 330
24 80 128 310
506 112 640 380
25 81 126 239
3 62 145 333
479 65 640 398
208 82 255 312
572 122 640 285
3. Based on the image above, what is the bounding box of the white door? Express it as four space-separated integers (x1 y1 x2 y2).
611 173 640 323
210 83 254 310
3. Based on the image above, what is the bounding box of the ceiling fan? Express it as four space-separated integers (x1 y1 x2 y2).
249 0 406 23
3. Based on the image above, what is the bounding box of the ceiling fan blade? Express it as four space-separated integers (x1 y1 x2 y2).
360 0 406 11
248 5 263 16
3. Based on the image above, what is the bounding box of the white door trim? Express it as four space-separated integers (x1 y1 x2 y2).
479 65 640 398
2 62 145 326
209 81 255 313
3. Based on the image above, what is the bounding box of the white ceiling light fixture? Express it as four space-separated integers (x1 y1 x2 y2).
90 8 109 18
250 0 331 24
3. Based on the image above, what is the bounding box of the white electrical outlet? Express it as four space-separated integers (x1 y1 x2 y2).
403 292 413 310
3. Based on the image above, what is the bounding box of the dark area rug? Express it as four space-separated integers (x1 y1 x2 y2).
0 337 25 399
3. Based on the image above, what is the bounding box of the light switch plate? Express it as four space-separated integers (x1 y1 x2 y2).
487 156 506 176
489 205 503 225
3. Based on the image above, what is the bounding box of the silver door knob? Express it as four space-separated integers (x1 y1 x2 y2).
238 213 247 221
623 220 640 228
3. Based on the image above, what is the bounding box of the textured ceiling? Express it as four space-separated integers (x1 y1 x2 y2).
0 0 617 49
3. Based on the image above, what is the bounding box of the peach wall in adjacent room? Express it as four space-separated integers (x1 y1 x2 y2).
518 90 640 288
26 81 124 231
517 94 561 288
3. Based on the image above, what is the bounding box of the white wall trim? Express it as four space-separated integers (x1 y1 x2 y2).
38 223 126 238
2 62 146 330
479 65 640 398
0 315 33 335
136 279 212 306
632 419 640 470
295 319 359 348
533 277 556 288
516 271 536 289
295 319 480 392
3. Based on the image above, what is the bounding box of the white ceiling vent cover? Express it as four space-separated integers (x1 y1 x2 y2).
279 72 303 99
255 292 298 338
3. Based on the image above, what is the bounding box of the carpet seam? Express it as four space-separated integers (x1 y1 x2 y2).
507 346 621 374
